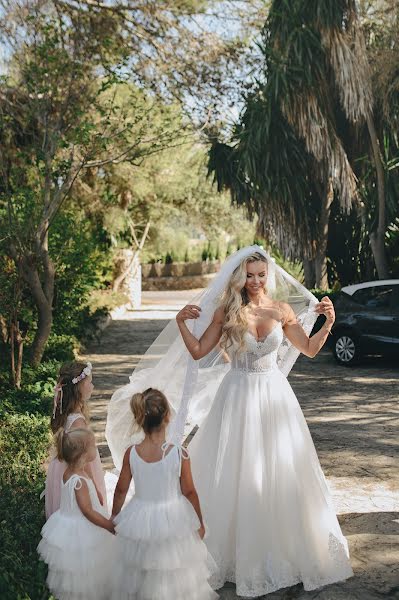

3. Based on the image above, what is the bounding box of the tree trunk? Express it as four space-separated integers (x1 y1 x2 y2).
0 316 8 344
29 297 53 367
314 179 334 289
303 258 316 289
315 254 329 290
10 322 24 388
366 113 389 279
16 331 24 388
112 220 150 293
113 249 139 293
10 323 16 386
18 252 55 367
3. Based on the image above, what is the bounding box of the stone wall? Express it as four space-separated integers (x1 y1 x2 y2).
141 260 220 278
141 260 221 290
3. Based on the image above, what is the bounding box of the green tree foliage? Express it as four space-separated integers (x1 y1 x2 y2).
0 0 266 367
0 12 188 366
208 0 399 286
82 131 257 264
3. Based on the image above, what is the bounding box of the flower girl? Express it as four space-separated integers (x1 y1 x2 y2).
38 427 115 600
45 360 107 518
112 387 218 600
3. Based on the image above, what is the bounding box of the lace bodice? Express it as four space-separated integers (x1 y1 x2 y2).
230 322 284 373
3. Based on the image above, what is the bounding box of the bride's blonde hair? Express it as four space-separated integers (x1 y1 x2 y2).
219 252 268 353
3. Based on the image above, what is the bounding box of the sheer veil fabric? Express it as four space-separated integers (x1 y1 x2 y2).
105 245 319 470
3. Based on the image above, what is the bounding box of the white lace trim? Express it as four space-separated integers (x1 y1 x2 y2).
209 534 353 597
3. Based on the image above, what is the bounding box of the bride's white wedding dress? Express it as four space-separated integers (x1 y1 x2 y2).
189 322 353 597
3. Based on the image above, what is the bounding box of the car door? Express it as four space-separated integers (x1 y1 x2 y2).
351 285 396 353
390 285 399 348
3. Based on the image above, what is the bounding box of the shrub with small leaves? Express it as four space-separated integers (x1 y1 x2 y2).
0 413 51 599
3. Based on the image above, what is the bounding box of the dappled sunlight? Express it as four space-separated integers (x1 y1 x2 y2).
350 375 399 385
287 351 399 484
77 305 399 597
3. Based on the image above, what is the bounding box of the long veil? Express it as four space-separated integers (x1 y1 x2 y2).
105 245 318 470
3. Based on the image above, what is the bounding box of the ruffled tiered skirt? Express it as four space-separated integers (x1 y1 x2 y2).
38 511 114 600
113 495 218 599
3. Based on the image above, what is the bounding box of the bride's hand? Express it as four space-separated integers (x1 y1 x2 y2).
315 296 335 324
176 304 201 324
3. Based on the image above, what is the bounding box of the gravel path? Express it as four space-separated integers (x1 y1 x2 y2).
82 291 399 600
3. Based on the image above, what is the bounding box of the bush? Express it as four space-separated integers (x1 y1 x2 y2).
387 218 399 277
42 333 79 363
86 290 128 315
0 413 51 599
0 361 58 418
201 243 215 262
226 243 233 256
0 360 57 598
50 208 114 340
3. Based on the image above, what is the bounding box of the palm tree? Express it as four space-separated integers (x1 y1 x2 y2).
209 0 391 285
359 0 399 278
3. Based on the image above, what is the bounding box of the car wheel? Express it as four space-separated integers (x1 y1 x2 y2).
333 331 360 366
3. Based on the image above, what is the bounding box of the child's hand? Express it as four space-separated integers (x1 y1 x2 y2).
106 519 116 535
198 524 206 540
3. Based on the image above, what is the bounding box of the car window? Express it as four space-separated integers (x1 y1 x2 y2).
352 285 393 309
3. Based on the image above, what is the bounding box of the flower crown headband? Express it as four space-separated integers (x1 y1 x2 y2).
52 362 92 418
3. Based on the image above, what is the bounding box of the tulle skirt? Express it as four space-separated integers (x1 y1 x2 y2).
113 495 218 600
189 366 353 597
38 510 114 600
45 450 107 519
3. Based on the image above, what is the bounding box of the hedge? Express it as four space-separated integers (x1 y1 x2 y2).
0 362 57 599
0 413 52 599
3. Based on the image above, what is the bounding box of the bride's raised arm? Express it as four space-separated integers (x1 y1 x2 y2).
176 305 224 360
281 296 335 358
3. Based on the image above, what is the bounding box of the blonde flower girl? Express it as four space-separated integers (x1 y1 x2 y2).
44 361 107 518
112 387 218 600
38 427 115 600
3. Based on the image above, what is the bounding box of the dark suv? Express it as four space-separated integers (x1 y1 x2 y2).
331 280 399 366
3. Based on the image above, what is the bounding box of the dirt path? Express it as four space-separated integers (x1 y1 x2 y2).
82 292 399 600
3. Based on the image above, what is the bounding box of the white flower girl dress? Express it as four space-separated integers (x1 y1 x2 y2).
113 444 218 600
38 474 114 600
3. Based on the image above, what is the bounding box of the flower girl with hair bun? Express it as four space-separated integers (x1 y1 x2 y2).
112 387 218 600
38 427 115 600
44 360 107 518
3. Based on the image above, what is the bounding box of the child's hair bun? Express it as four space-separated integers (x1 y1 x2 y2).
130 388 170 434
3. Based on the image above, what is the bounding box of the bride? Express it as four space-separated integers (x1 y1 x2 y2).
106 245 353 598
